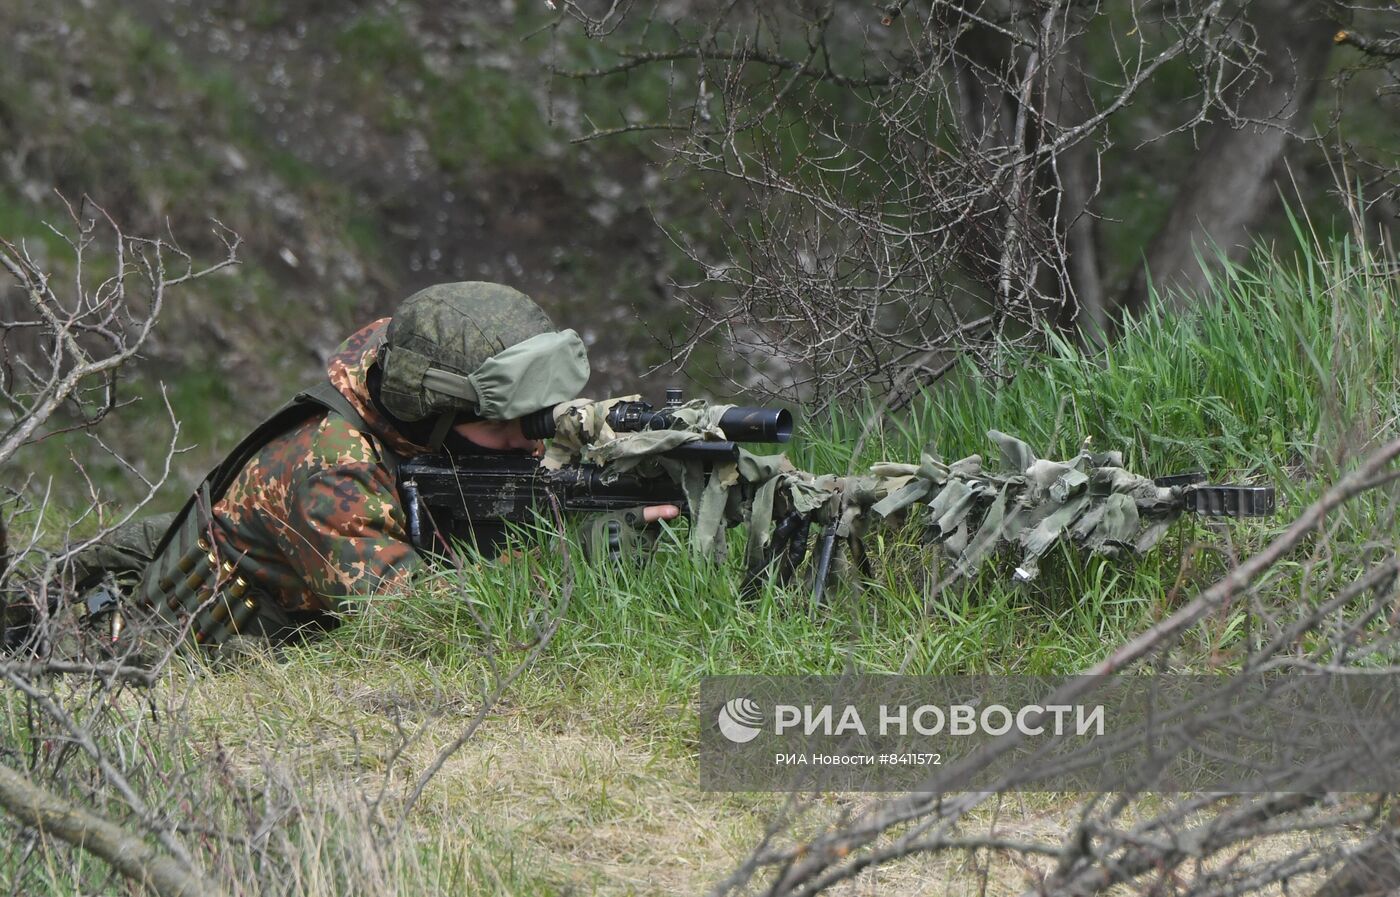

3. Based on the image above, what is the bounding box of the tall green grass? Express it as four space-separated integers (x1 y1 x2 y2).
10 231 1400 896
281 230 1400 754
803 217 1400 485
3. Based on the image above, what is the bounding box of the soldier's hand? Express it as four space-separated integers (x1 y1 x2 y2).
642 504 681 523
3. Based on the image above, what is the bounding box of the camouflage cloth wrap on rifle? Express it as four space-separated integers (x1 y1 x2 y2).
542 395 796 563
540 398 1270 592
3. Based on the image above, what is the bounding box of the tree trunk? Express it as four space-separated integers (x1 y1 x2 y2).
1118 0 1336 318
1039 31 1108 340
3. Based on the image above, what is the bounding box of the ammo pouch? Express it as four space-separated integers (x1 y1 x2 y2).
130 490 266 648
130 380 398 652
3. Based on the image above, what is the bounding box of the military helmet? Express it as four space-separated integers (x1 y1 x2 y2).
378 282 589 444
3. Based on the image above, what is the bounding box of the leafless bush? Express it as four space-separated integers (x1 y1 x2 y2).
0 200 240 894
0 196 240 467
0 203 579 895
550 0 1364 408
0 198 237 661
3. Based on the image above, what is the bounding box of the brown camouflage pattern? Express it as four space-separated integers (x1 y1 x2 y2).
209 319 429 615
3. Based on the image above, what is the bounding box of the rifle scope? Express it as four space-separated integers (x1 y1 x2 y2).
521 388 793 444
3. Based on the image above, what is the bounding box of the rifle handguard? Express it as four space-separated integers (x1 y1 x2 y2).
1183 485 1276 517
1154 472 1276 518
398 453 691 554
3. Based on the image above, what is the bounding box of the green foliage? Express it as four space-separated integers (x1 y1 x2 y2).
336 13 424 74
427 69 554 171
12 185 1400 897
833 227 1400 485
313 231 1400 709
8 5 1400 888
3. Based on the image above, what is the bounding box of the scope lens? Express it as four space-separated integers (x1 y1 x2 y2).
771 409 793 442
717 407 794 443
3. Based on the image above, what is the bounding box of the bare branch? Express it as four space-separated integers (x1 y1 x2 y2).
0 761 219 897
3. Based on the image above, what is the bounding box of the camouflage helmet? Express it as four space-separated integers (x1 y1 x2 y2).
378 282 589 440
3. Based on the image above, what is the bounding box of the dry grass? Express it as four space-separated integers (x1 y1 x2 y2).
183 651 772 894
166 651 1356 897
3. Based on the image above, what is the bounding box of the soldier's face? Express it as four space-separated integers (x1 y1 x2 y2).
453 418 544 457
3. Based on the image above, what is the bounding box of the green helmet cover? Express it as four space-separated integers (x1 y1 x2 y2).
379 282 590 423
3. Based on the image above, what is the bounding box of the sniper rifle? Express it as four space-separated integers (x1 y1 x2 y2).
397 390 1276 598
398 388 791 555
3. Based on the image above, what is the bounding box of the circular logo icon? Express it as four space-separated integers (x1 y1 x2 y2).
717 697 764 744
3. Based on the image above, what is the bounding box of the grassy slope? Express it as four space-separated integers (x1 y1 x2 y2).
15 231 1376 896
0 1 705 512
3 0 1386 519
5 4 1399 881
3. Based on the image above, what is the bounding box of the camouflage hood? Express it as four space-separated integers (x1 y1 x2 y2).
326 318 431 459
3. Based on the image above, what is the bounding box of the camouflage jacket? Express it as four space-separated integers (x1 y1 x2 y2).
209 319 427 617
